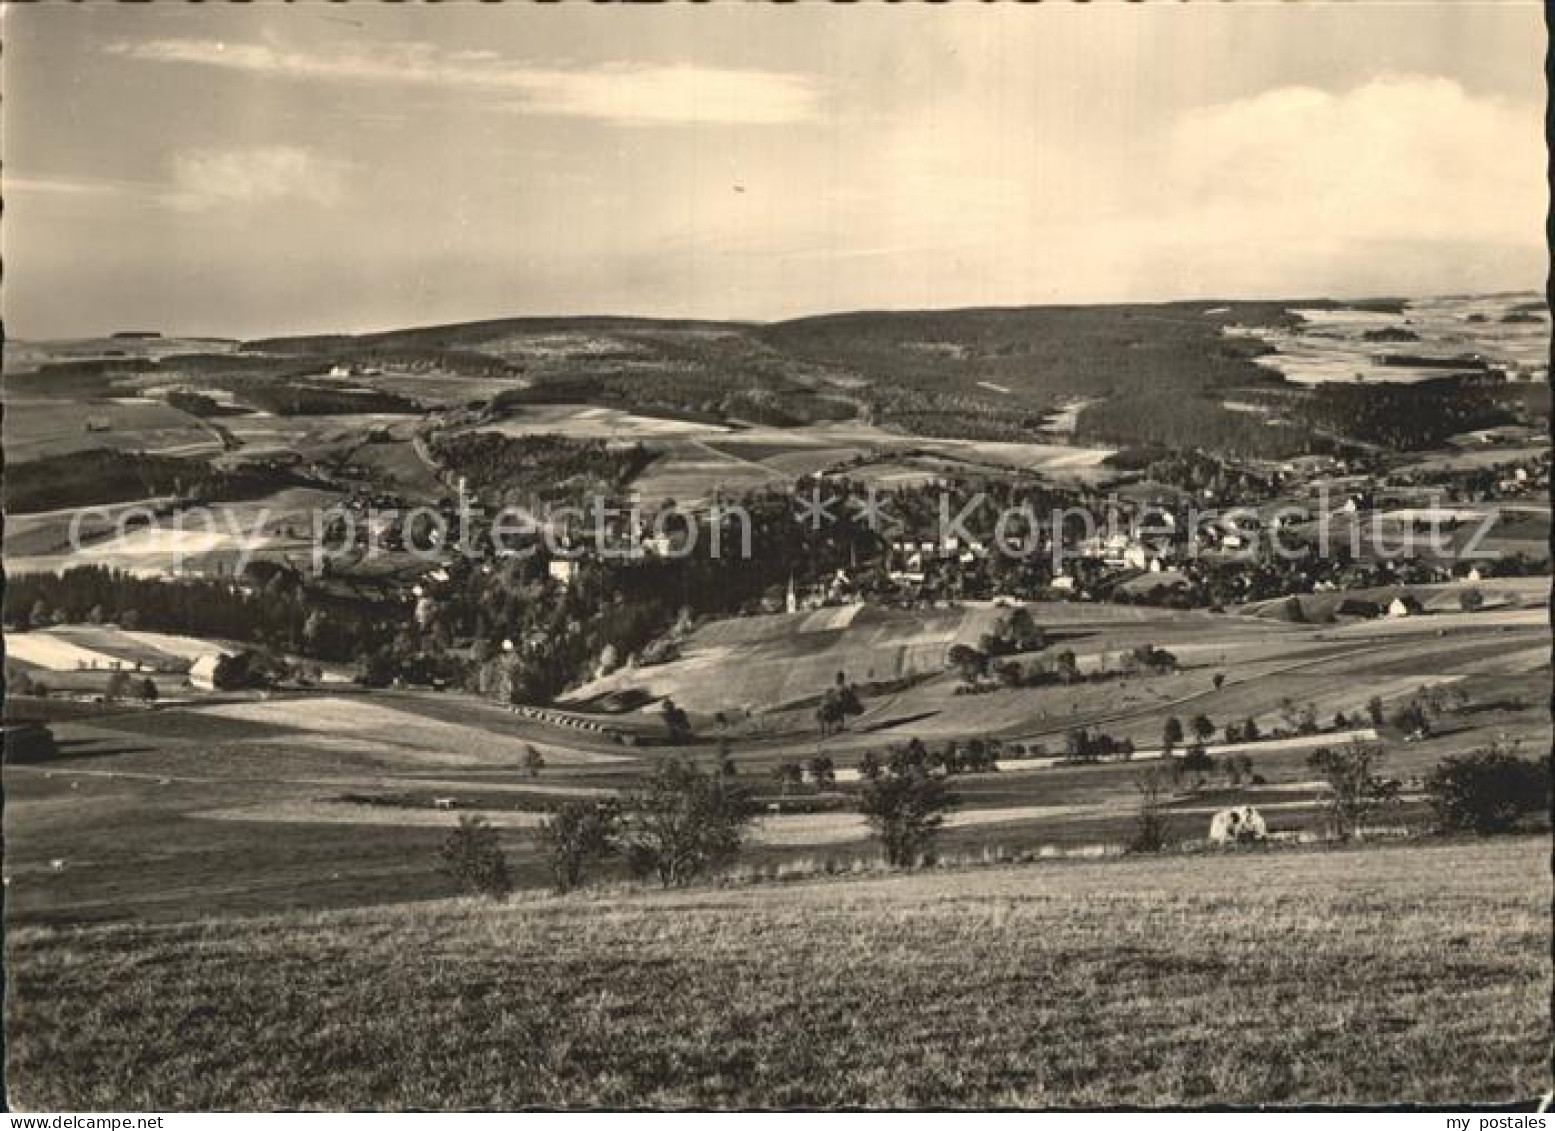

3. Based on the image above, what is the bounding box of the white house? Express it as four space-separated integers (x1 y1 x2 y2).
189 654 221 691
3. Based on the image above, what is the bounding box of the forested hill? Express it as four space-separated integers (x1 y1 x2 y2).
219 296 1530 457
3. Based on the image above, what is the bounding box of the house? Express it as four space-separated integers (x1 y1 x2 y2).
1386 595 1424 618
189 654 222 690
548 559 577 587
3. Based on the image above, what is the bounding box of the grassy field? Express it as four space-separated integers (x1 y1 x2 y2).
3 397 219 464
6 836 1546 1109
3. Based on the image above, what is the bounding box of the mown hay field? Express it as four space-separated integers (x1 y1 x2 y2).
7 836 1547 1109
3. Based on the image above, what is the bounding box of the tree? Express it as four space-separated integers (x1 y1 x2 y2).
538 800 619 893
622 758 753 887
138 678 159 703
963 737 997 773
1162 716 1184 754
1306 741 1401 841
1129 769 1170 853
1190 714 1215 743
858 749 883 780
523 744 546 778
438 815 512 900
807 753 836 789
1242 717 1260 742
1212 672 1226 691
660 698 693 744
1390 700 1432 739
1180 742 1214 772
948 643 986 682
859 763 957 868
772 760 804 794
104 670 132 703
357 650 397 689
1458 588 1485 613
816 682 862 737
717 736 737 778
1425 740 1548 835
1366 696 1386 726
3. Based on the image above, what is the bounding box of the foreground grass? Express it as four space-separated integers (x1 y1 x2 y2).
7 837 1549 1109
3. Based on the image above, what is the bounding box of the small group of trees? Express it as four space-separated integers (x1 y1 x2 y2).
816 673 864 737
857 744 959 867
772 754 836 792
660 698 693 744
1064 727 1134 763
212 649 290 691
1221 717 1261 744
1424 739 1547 836
1305 740 1402 840
857 737 998 779
440 758 756 899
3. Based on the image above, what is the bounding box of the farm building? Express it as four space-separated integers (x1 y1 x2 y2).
1387 595 1425 618
190 654 222 691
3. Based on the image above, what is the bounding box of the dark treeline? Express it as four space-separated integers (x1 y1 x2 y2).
1077 391 1325 458
6 451 303 514
1297 379 1513 450
4 566 404 664
429 433 654 506
238 384 421 417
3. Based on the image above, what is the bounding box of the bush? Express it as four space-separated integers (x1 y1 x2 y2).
538 800 620 893
1425 742 1548 835
438 815 512 900
1129 770 1170 854
859 763 957 868
622 758 753 887
1306 741 1401 841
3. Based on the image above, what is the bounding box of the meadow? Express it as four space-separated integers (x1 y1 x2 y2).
6 837 1547 1109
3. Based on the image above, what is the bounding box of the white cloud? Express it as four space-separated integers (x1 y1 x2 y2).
5 174 125 198
1153 75 1544 251
168 146 348 211
104 39 823 126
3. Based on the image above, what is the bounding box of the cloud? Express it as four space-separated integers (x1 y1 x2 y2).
168 146 349 211
104 39 823 126
5 174 127 199
1153 75 1544 250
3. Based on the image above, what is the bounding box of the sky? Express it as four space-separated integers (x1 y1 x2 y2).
3 3 1547 339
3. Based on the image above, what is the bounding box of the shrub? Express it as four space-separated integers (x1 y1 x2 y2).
538 800 620 893
859 764 957 868
1180 743 1214 772
1425 742 1549 835
622 758 753 887
438 815 512 900
1306 741 1401 840
1129 770 1170 853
